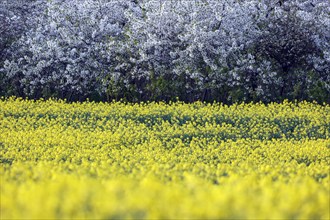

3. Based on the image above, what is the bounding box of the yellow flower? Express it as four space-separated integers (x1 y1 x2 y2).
0 98 329 219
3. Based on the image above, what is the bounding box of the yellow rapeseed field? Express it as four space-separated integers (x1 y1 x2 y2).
1 97 329 219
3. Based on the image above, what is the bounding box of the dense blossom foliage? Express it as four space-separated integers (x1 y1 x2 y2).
1 0 329 102
1 0 133 99
1 98 329 219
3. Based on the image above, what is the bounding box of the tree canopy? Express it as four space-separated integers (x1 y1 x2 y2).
1 0 329 103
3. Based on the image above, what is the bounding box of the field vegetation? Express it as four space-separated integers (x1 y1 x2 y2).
1 98 329 219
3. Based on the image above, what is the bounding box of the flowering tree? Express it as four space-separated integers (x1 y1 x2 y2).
2 0 329 102
0 0 46 96
0 0 45 58
3 0 137 100
122 0 329 102
235 0 330 102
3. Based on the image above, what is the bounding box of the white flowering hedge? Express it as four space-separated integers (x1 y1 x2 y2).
1 0 329 102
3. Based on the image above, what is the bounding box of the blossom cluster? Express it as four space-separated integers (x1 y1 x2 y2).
1 98 329 219
1 0 329 102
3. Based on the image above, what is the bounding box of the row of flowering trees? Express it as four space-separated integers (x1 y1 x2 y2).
1 0 329 103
